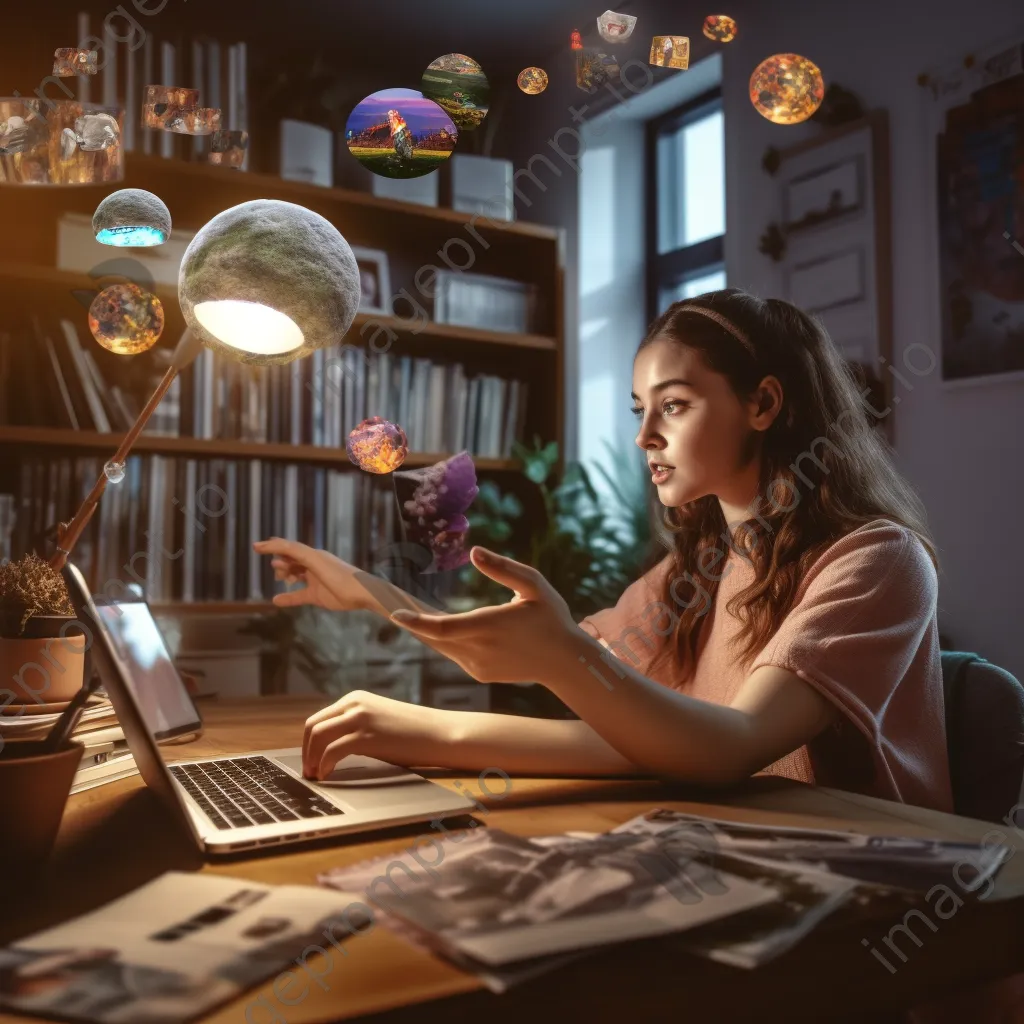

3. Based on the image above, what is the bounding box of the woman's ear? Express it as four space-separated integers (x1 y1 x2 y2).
748 375 784 431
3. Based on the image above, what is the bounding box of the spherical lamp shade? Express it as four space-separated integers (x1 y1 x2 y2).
178 199 361 366
92 188 171 246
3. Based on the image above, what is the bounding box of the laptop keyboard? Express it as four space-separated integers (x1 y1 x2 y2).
169 756 341 830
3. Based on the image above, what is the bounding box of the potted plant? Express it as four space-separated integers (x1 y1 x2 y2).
0 554 87 705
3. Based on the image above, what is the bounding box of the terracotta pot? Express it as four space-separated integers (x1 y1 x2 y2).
0 615 89 705
0 738 83 872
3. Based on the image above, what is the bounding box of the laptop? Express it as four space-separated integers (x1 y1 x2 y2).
63 563 476 856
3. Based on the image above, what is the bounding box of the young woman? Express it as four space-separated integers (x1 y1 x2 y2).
253 288 953 814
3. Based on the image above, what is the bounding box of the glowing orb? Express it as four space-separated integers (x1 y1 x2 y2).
703 15 738 43
749 53 824 125
88 283 165 354
346 417 409 474
517 67 549 95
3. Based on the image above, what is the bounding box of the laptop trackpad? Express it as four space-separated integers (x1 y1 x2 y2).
274 753 422 786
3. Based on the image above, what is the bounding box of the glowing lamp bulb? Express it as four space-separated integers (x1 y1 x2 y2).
193 300 304 356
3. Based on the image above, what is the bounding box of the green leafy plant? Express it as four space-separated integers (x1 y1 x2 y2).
459 437 653 618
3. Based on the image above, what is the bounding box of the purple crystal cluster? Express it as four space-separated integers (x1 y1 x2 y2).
394 452 479 573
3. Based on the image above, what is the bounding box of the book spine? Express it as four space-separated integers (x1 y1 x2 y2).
224 460 237 600
160 42 175 160
248 460 262 599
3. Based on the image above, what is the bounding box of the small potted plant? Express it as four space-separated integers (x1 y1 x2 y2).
0 554 87 705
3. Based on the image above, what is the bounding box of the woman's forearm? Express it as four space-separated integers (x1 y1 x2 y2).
539 630 758 785
438 708 647 777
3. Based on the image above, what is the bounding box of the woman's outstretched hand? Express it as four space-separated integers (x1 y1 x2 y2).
252 538 369 613
389 546 578 685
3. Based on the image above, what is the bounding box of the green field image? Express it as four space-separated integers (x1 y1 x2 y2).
421 71 489 130
347 146 452 178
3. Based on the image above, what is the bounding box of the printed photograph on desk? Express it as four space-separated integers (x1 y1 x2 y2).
0 872 358 1024
321 825 775 966
612 809 1012 893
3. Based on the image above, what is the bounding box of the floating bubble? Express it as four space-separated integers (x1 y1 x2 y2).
421 53 490 132
517 67 549 95
346 417 409 474
649 36 690 70
88 283 165 355
702 15 738 43
104 460 126 483
749 53 824 125
345 88 457 179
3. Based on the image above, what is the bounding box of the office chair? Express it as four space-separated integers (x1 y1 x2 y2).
941 651 1024 824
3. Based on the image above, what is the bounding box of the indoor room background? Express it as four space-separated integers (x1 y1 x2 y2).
1 0 1021 702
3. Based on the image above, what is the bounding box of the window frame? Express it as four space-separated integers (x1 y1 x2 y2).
645 86 725 322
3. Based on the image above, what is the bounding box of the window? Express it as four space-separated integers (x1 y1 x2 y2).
646 88 725 319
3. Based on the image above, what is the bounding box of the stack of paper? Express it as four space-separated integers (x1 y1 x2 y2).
0 692 119 744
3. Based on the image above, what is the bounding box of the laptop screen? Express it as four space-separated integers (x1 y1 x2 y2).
93 602 202 742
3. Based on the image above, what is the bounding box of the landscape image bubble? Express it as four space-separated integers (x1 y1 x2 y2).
420 53 490 132
345 88 458 179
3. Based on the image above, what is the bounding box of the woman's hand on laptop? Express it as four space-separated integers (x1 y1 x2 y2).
302 691 449 779
253 538 369 613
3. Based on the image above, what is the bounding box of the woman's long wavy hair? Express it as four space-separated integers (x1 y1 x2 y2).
640 288 936 681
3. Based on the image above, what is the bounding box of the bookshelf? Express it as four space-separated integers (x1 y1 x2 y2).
0 154 565 615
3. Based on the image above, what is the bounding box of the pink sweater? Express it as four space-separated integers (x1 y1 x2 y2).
579 519 954 813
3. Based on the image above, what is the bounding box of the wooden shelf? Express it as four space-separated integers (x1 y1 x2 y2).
0 425 521 471
120 154 560 242
0 263 558 354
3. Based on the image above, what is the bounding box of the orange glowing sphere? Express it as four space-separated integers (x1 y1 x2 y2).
346 417 409 474
87 282 164 354
702 15 738 43
749 53 824 125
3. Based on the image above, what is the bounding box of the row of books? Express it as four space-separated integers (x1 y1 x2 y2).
0 321 180 437
0 326 529 458
11 455 412 604
187 346 527 458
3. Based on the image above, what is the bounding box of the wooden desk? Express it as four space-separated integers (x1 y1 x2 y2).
3 696 1023 1023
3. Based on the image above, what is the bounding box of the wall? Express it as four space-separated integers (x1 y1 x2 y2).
503 0 1024 679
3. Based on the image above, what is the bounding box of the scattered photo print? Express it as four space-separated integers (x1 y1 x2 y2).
420 53 490 132
649 35 690 70
345 88 457 179
576 50 621 92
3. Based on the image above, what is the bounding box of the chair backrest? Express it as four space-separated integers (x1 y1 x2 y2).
941 651 1024 823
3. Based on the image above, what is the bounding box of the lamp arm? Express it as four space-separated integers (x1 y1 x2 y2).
49 331 204 572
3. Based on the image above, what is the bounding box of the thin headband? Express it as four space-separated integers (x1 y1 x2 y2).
677 304 755 356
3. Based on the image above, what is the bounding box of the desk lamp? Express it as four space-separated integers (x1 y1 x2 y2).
49 198 361 571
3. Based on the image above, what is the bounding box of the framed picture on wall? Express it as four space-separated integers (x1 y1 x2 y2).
350 246 391 315
782 156 864 233
771 111 894 438
925 39 1024 387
